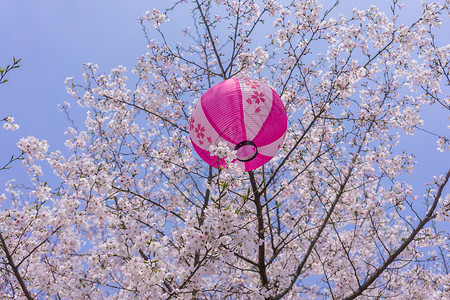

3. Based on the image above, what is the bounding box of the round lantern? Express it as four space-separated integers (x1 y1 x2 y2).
189 78 287 172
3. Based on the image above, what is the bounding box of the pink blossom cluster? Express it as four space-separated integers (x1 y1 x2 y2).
1 116 20 131
16 136 49 160
142 8 169 28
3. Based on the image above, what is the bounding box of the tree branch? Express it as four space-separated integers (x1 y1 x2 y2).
195 166 213 267
343 169 450 299
249 170 269 287
0 232 33 300
195 0 227 79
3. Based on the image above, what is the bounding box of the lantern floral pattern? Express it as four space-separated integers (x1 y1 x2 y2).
189 78 287 172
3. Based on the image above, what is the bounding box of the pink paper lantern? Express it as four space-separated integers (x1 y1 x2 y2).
189 78 287 172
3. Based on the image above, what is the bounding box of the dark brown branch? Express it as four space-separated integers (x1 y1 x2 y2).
195 0 227 79
0 232 33 300
271 117 373 299
139 249 175 294
272 163 356 300
195 166 213 267
16 226 62 268
106 96 188 134
0 153 24 172
233 252 258 267
166 248 212 300
260 106 325 197
113 186 185 221
249 170 269 287
343 169 450 299
0 57 22 85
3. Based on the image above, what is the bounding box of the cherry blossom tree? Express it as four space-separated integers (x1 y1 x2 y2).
1 0 450 298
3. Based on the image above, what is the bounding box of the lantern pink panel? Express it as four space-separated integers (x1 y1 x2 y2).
189 78 287 172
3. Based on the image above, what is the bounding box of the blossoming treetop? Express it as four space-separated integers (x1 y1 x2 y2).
1 0 449 298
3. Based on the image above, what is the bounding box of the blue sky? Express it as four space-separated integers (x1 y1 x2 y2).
0 1 448 196
1 1 153 185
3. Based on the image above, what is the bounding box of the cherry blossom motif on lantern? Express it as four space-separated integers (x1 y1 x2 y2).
248 91 265 104
195 123 205 140
245 79 261 89
189 78 287 172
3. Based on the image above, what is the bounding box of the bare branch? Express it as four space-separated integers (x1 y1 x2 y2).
343 169 450 299
0 232 33 300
